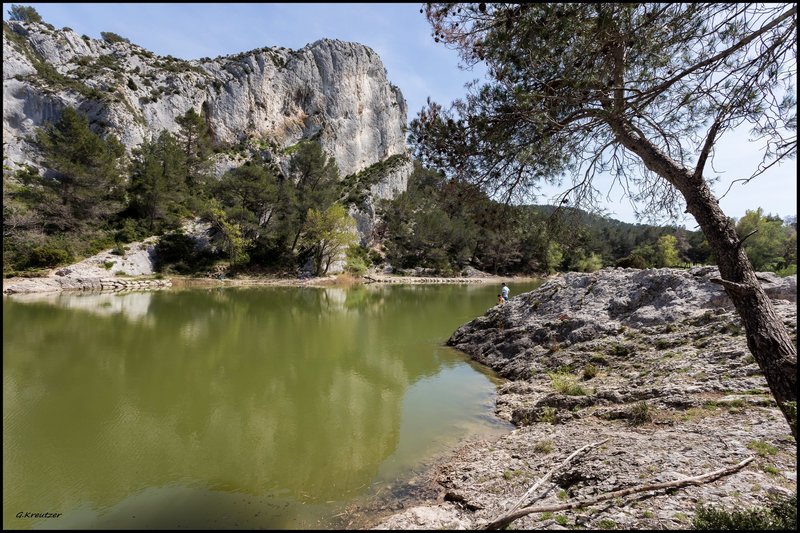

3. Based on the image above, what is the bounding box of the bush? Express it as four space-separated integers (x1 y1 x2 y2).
533 439 554 453
582 363 598 380
747 440 778 457
608 344 634 357
616 254 649 269
538 407 557 424
549 372 587 396
368 248 384 266
114 218 147 244
694 494 796 530
154 232 196 272
110 243 127 256
345 244 369 276
8 5 42 23
627 401 652 426
27 243 74 268
101 31 130 44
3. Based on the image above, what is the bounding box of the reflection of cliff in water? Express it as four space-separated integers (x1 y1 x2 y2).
3 284 500 518
4 290 159 323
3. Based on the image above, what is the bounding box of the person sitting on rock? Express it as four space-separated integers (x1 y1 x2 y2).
497 293 505 305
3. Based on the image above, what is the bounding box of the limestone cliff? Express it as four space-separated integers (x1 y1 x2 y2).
2 20 411 236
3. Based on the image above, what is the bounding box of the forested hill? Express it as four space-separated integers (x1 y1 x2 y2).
378 163 796 277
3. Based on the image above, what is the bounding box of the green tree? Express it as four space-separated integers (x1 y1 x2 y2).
736 208 793 271
100 31 130 44
655 235 680 268
576 251 604 273
287 141 341 252
302 204 357 276
206 201 251 267
128 131 187 232
35 106 125 231
543 242 564 274
175 108 213 192
7 4 42 23
416 3 797 436
211 158 284 266
380 163 481 273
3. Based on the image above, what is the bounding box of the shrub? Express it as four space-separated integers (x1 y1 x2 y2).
345 244 369 276
114 219 147 244
154 232 196 271
582 363 598 380
27 243 74 268
538 407 557 424
533 439 554 454
694 494 796 530
110 243 127 256
627 401 652 426
367 248 384 266
608 343 633 357
747 440 778 457
101 31 130 44
8 5 42 23
549 372 587 396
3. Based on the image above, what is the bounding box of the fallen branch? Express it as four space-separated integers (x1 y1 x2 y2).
504 438 609 517
480 456 755 530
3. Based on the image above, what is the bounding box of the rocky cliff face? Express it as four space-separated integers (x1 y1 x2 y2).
2 20 411 221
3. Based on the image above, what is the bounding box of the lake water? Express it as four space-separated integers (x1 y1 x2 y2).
3 281 539 529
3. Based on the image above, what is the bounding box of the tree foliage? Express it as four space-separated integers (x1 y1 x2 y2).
128 131 187 232
736 208 796 271
33 107 126 230
7 4 42 23
414 4 796 216
301 203 357 276
175 108 213 192
100 31 130 44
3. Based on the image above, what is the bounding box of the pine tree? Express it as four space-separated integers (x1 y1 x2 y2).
417 3 797 436
128 131 187 231
7 5 42 23
35 107 125 230
175 108 213 192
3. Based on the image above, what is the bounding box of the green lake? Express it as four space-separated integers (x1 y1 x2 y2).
3 281 540 529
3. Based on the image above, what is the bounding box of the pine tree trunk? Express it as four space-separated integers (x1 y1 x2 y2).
614 125 797 438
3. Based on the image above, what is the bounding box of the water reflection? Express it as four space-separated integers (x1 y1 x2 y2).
4 283 534 529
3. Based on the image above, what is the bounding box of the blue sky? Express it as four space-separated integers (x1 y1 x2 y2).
3 3 796 225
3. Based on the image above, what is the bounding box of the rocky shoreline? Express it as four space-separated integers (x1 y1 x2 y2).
369 267 796 530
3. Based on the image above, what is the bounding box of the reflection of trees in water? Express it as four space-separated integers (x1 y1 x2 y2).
4 284 500 516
